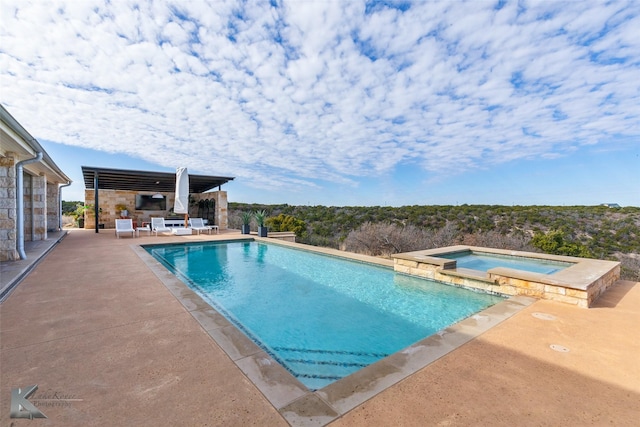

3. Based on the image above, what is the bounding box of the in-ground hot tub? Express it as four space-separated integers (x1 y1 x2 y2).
438 250 573 274
392 246 620 308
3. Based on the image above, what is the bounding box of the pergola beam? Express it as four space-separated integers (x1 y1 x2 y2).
82 166 234 193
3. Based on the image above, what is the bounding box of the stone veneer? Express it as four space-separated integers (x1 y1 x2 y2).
0 155 16 261
46 182 59 232
84 189 229 230
0 154 57 261
22 174 48 242
393 246 620 308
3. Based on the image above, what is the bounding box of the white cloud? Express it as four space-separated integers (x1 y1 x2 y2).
1 0 638 198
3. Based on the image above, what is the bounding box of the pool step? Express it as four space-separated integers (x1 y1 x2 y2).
271 346 389 389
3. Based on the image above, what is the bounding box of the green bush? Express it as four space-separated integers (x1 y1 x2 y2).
69 204 86 221
531 230 593 258
265 214 307 238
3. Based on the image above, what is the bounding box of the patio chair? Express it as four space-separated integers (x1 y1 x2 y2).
115 219 135 239
151 217 172 236
189 217 219 235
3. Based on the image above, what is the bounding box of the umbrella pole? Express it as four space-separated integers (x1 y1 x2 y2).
184 213 189 228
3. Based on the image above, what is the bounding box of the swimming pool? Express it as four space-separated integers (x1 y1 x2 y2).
440 250 572 274
146 241 504 390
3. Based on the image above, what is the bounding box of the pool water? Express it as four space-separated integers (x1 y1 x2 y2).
147 241 503 390
441 251 571 274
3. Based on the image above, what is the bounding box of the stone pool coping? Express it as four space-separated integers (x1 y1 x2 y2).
135 238 534 426
392 245 621 308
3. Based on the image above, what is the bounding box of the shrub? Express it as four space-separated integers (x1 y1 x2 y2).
343 222 460 257
467 230 533 251
531 230 593 258
617 253 640 282
265 214 307 238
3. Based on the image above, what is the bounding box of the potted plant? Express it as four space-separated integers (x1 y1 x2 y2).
115 203 129 218
241 211 252 234
85 204 104 229
71 204 86 228
255 210 268 237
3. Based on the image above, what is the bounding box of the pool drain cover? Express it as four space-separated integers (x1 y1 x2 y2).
550 344 570 352
532 312 557 321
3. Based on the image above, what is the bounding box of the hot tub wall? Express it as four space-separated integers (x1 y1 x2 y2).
393 246 621 308
394 258 508 295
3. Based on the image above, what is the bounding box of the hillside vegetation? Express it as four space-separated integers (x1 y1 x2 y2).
230 203 640 281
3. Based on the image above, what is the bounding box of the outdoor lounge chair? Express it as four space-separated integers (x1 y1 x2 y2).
189 217 219 235
115 219 135 239
151 217 172 236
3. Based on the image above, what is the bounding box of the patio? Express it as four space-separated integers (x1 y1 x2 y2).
1 229 638 426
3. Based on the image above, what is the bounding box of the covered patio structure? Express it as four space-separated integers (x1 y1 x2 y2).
81 166 234 232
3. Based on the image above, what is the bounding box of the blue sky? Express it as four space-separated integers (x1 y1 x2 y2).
1 0 639 206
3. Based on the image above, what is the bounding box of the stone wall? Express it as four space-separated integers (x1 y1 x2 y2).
587 264 621 305
190 191 228 230
47 182 59 232
84 189 156 229
0 154 17 261
84 189 229 230
0 154 57 260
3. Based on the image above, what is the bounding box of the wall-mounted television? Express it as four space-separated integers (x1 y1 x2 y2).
135 195 166 211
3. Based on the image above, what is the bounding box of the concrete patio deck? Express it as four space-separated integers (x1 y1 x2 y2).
1 229 639 426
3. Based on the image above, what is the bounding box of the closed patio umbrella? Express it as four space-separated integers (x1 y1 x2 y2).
174 167 189 228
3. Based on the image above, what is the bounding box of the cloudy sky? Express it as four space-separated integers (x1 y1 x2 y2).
2 0 639 206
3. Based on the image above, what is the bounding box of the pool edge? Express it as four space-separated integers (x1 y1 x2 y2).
133 243 535 426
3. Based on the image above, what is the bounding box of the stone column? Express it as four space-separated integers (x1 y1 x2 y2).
22 173 33 241
46 181 58 232
216 191 228 230
84 189 95 229
0 154 17 260
32 174 47 240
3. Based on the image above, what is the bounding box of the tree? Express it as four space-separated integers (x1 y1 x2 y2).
62 201 83 215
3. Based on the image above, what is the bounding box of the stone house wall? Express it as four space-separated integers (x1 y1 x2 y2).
1 105 70 262
0 155 17 261
0 155 56 261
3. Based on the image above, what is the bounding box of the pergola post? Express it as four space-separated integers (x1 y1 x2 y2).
94 172 99 233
